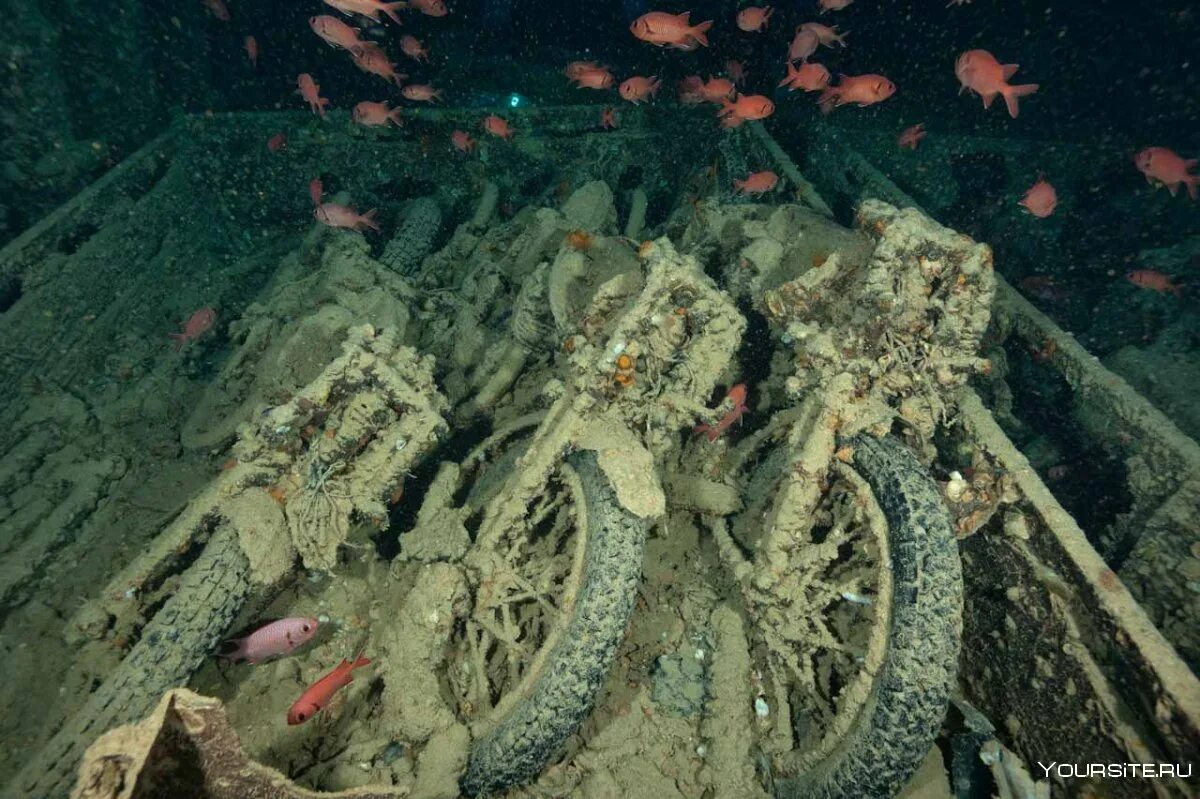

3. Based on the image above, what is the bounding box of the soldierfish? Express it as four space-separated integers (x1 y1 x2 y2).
451 130 476 153
954 49 1038 119
1134 147 1199 200
323 0 406 24
401 83 442 102
1127 269 1183 297
736 6 772 32
483 114 514 139
718 93 775 121
297 73 331 117
287 651 372 725
733 171 779 195
171 307 217 349
316 203 380 232
352 43 408 86
630 11 713 49
407 0 448 17
399 34 430 61
353 101 404 127
619 76 661 104
818 73 896 114
695 384 749 442
221 618 320 664
897 123 926 150
309 14 365 54
779 61 830 92
1019 176 1058 218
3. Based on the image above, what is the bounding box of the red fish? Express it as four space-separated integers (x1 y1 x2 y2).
323 0 406 24
571 66 615 90
565 60 601 81
954 50 1038 119
695 384 749 442
171 307 217 349
353 101 404 127
1134 147 1198 200
402 83 441 102
818 73 895 114
244 35 258 68
309 14 364 53
287 652 372 725
267 132 288 152
352 43 408 86
221 618 320 664
701 77 737 103
309 177 323 207
787 27 819 63
407 0 448 16
1127 269 1182 297
316 203 380 232
400 34 430 61
897 123 926 150
779 61 830 92
799 22 848 47
818 0 853 11
619 76 661 104
736 6 772 32
733 171 779 195
202 0 230 22
297 73 331 117
1019 176 1057 218
483 114 514 139
630 11 713 49
718 93 775 123
452 130 476 153
601 106 618 130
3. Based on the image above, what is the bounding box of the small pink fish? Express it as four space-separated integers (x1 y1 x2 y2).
309 14 365 53
353 100 404 127
352 43 408 87
401 83 442 102
600 106 618 130
483 115 514 139
309 177 323 207
244 35 258 67
297 73 331 117
267 132 287 152
407 0 448 16
171 307 217 349
897 123 926 150
203 0 230 21
733 171 779 196
316 203 380 232
399 34 429 61
451 129 476 153
221 617 320 664
1019 175 1058 218
619 75 661 104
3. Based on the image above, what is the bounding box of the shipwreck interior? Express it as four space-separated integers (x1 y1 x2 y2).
0 2 1198 799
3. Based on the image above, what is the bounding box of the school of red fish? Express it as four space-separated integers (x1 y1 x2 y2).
190 0 1197 308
